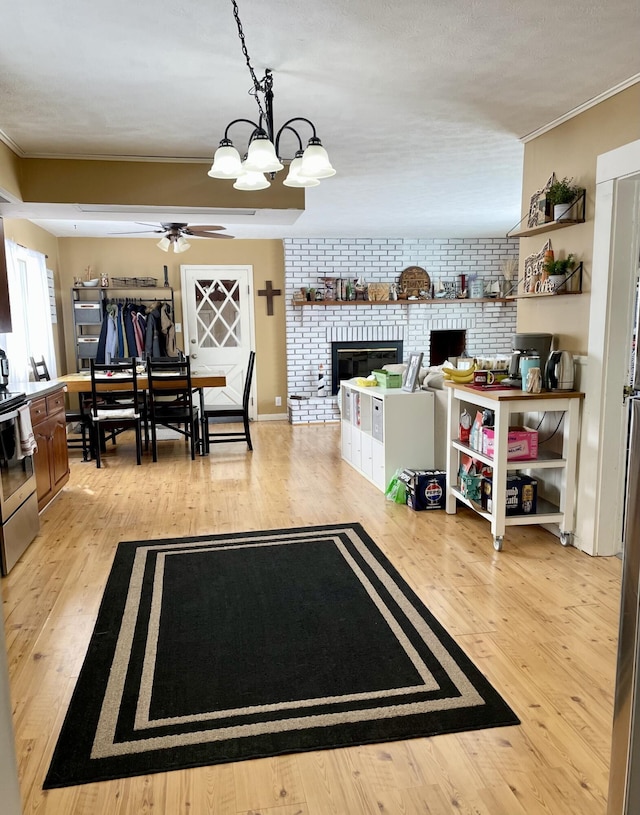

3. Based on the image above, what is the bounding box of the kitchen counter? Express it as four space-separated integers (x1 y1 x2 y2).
8 380 68 401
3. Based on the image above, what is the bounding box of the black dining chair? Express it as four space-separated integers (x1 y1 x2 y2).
89 358 144 468
146 355 200 461
201 351 255 453
30 354 92 461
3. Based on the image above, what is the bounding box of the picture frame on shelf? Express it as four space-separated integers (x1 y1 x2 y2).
402 352 424 392
526 174 555 228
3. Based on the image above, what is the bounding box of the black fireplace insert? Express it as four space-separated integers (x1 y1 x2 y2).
331 341 403 394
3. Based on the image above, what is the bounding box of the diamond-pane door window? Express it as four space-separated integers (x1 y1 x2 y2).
195 278 241 349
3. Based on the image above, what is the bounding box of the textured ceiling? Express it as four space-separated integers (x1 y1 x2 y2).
1 0 639 240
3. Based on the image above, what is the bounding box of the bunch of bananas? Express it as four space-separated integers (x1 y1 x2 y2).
442 362 477 383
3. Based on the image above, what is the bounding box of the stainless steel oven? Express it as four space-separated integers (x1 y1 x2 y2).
0 394 40 575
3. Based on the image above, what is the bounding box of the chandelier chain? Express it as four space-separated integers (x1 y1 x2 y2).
230 0 268 125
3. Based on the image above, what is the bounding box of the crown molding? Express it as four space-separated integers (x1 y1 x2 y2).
521 74 640 143
0 129 25 156
0 132 209 164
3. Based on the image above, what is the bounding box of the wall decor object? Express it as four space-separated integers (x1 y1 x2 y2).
367 282 390 301
257 280 282 315
526 173 556 228
523 239 552 294
399 266 430 298
403 351 424 392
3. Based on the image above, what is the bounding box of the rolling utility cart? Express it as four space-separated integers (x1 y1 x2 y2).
444 382 583 551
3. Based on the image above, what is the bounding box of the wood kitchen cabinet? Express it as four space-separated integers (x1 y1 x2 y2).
30 387 70 511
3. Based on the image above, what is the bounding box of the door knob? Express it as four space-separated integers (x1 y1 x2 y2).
190 339 196 344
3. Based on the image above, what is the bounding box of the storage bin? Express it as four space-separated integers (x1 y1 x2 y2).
373 369 402 388
343 388 352 421
77 337 99 359
73 302 102 324
372 397 383 441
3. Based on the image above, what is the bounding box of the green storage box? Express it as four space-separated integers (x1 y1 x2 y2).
373 369 402 388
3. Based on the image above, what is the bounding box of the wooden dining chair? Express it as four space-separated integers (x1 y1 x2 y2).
89 358 144 468
30 354 92 461
201 351 255 453
146 355 200 461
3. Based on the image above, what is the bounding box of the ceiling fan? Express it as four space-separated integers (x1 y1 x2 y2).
110 222 234 253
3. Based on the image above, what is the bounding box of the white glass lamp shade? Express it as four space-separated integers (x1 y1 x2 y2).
233 171 271 191
283 156 321 188
208 143 243 179
242 135 284 173
299 140 336 179
173 236 191 253
157 236 171 252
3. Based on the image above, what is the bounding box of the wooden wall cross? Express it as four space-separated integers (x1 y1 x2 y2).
257 280 282 315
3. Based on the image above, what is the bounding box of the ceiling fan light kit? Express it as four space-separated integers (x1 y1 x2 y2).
173 236 191 253
208 0 335 191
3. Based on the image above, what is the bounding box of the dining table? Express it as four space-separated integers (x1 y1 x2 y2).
56 371 226 393
56 370 227 457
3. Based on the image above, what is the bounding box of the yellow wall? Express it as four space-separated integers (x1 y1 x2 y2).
56 237 286 417
19 158 304 211
0 142 21 201
517 84 640 353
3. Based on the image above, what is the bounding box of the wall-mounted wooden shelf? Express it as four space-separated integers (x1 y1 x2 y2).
291 297 512 307
508 218 585 239
506 290 582 300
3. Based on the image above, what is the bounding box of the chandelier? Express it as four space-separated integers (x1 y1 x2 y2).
208 0 336 191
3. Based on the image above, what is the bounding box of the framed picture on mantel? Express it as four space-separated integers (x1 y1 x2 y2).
403 352 423 392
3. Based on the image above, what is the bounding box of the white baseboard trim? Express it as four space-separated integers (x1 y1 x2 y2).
257 413 289 422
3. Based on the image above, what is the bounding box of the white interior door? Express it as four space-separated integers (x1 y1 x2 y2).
180 265 255 414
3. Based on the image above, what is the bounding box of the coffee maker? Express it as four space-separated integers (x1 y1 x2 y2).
502 333 553 389
0 349 9 390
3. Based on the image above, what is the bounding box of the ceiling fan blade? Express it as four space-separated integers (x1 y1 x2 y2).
187 230 234 239
185 225 225 231
108 229 160 235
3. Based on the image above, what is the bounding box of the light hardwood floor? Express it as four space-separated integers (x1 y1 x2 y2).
2 421 622 815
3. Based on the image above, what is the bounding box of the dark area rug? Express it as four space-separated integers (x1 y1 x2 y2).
44 523 519 788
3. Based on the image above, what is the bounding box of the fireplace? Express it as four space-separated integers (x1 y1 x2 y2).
331 340 403 394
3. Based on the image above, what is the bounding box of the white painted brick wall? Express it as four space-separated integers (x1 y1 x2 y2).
285 237 518 422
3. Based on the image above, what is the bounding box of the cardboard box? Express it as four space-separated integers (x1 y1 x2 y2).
481 426 538 461
398 469 447 511
460 472 483 502
481 474 538 515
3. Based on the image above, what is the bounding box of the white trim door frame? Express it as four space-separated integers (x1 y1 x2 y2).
578 139 640 556
180 264 256 419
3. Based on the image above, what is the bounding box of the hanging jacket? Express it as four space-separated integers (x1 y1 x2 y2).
145 306 164 358
160 303 178 358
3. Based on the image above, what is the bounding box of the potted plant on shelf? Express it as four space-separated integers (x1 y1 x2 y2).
546 177 582 221
543 252 576 292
